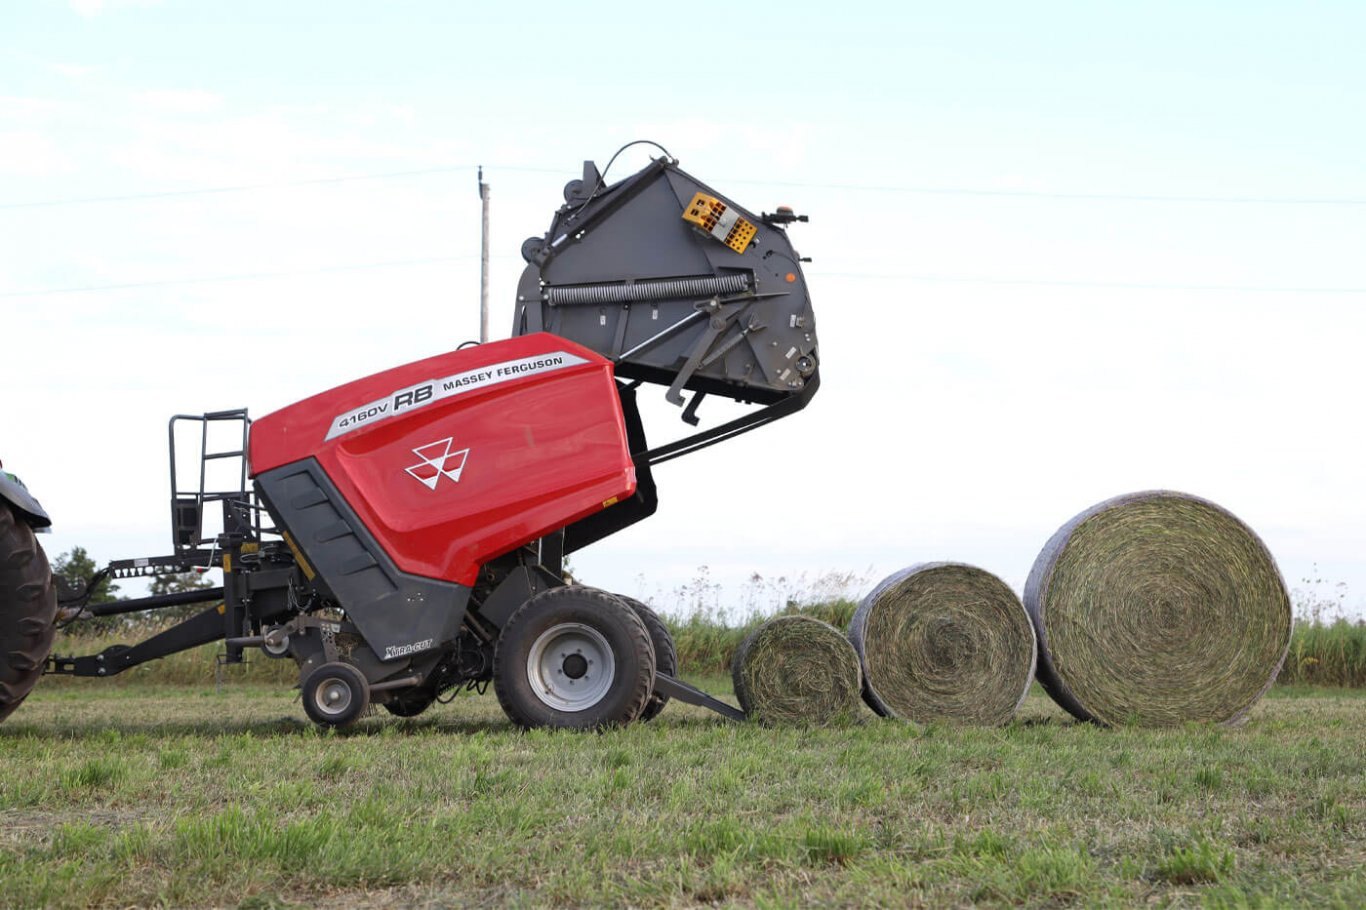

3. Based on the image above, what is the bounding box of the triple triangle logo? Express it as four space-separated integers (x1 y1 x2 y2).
403 437 470 491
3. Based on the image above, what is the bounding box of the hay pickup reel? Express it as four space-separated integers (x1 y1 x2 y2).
0 147 819 729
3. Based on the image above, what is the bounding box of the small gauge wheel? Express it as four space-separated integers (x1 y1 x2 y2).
301 661 370 728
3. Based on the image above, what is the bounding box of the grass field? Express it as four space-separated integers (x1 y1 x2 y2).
46 605 1366 690
1 676 1362 908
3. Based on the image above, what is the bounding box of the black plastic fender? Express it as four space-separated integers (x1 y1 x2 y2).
0 471 50 530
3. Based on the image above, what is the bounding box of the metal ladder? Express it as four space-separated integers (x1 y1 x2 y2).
168 409 255 554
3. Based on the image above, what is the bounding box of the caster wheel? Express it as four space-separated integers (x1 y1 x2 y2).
301 661 370 728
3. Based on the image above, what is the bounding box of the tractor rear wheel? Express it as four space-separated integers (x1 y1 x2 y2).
617 596 676 722
0 504 57 724
493 586 655 730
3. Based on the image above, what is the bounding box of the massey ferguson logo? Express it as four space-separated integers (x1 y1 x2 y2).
404 437 470 490
324 350 589 441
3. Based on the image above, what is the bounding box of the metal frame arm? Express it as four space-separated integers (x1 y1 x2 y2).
46 604 226 678
653 673 745 722
643 371 819 466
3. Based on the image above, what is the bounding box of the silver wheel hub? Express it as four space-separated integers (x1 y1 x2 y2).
263 626 291 657
314 677 353 716
526 622 616 712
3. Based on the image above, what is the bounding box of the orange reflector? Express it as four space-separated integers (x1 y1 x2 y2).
785 273 797 283
603 497 619 509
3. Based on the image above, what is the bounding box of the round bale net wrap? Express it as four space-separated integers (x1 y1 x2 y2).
1025 490 1292 726
849 563 1036 725
731 616 862 724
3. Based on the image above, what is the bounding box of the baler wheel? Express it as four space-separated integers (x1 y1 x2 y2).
617 596 676 722
0 503 57 724
301 661 370 728
493 586 655 730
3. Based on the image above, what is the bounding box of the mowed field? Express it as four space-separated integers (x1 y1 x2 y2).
0 677 1362 909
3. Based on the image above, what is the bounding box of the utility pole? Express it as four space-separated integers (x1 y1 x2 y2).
478 166 490 343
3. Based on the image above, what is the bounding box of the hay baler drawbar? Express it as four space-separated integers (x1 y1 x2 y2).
0 147 819 729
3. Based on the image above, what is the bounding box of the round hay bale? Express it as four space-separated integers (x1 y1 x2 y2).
1025 490 1292 726
849 562 1036 725
731 616 862 724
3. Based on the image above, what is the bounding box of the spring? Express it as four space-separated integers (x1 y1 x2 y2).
544 273 750 306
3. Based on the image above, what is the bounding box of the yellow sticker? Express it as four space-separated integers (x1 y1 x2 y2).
282 531 317 581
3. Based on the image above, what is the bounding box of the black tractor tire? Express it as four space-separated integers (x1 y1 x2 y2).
301 661 371 728
493 586 655 730
0 504 58 724
383 689 436 718
616 595 676 722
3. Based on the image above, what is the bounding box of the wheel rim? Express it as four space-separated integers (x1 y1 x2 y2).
526 622 616 712
313 676 354 717
263 627 290 657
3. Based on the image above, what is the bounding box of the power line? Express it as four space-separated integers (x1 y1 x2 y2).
0 255 481 298
824 272 1366 295
718 178 1366 206
0 164 564 210
4 163 1365 210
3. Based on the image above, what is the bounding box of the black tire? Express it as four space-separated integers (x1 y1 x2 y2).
383 689 436 718
0 504 57 724
493 586 655 730
301 661 370 728
617 595 676 722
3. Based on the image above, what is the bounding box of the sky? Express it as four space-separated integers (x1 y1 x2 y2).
2 1 1364 620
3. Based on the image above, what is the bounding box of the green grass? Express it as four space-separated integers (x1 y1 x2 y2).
1 680 1362 908
46 602 1366 690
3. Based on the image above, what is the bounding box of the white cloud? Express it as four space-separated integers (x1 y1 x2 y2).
132 89 224 115
51 62 99 79
0 96 64 118
67 0 162 18
0 130 74 177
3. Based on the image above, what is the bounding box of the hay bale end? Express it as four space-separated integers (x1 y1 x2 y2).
1024 490 1292 726
731 615 863 724
849 562 1036 725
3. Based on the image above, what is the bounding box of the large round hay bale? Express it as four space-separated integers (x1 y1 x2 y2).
849 562 1036 725
731 616 862 724
1025 490 1292 726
